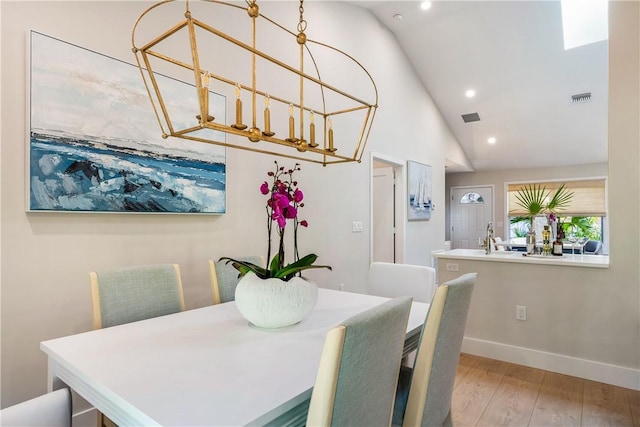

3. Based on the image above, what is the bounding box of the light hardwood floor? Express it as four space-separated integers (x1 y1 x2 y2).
452 353 640 427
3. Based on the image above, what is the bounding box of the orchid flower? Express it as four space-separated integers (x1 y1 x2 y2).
221 161 330 281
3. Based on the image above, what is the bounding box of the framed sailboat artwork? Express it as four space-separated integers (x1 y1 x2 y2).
407 160 432 221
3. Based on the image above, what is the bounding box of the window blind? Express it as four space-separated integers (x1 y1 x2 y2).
507 179 606 217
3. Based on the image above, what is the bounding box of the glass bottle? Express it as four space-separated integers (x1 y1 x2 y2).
542 224 551 255
553 223 565 256
526 218 536 254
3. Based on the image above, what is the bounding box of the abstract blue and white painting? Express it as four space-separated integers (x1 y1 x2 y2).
28 31 226 213
408 160 432 221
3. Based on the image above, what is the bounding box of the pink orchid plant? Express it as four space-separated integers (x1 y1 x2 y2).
221 161 331 281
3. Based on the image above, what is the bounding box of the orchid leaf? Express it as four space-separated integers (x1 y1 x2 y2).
219 257 270 279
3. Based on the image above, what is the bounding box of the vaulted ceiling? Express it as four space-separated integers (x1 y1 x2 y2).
356 1 608 172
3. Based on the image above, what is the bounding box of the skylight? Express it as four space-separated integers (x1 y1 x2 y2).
561 0 608 50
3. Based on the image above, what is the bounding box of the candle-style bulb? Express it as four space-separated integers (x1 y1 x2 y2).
231 82 247 130
196 73 214 123
327 117 336 152
262 94 274 137
309 111 317 148
286 103 298 142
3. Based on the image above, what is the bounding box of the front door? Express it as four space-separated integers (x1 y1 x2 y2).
450 186 493 249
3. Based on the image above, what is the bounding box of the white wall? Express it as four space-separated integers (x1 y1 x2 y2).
441 1 640 388
0 1 454 406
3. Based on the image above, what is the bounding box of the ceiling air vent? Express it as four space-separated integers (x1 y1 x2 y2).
571 92 592 103
461 112 481 123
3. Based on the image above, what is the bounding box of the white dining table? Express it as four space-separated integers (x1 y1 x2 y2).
41 288 430 427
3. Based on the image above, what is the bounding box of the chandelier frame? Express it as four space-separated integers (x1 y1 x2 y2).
131 0 378 166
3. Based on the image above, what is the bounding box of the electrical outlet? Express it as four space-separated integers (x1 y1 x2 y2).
516 305 527 321
446 263 459 271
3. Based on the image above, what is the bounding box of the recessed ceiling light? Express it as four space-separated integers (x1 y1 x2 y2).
420 1 432 11
465 89 476 98
487 137 497 144
393 13 403 21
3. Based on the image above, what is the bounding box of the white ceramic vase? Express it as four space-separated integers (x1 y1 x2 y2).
235 272 318 328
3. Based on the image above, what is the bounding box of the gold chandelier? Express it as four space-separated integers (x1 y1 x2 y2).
132 0 378 166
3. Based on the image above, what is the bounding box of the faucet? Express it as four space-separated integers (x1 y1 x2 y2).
485 222 494 254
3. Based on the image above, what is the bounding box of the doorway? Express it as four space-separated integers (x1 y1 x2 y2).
371 154 405 263
450 186 494 249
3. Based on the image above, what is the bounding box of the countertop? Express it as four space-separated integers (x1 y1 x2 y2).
434 249 609 268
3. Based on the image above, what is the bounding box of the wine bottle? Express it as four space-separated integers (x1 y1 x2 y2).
552 223 564 256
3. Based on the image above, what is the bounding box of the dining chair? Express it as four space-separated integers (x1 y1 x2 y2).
307 296 413 427
90 263 185 329
89 264 185 426
208 256 264 304
367 262 436 304
0 388 71 427
393 272 477 427
493 236 507 251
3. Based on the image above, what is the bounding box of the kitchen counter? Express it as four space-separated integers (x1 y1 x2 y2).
434 248 609 268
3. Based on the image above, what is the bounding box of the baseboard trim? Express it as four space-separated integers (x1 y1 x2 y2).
462 337 640 391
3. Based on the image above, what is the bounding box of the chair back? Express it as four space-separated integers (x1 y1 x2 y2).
368 262 436 303
90 264 185 329
0 388 71 427
208 256 264 304
396 272 476 427
583 240 603 254
307 296 413 427
493 236 506 251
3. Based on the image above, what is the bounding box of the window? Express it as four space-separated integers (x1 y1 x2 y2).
561 0 608 50
507 179 606 217
460 192 484 204
507 178 607 243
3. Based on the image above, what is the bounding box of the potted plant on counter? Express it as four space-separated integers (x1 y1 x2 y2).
512 183 573 254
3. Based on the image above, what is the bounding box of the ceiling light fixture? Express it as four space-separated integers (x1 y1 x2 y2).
393 13 403 21
132 0 378 166
420 2 432 11
487 137 497 144
465 89 476 98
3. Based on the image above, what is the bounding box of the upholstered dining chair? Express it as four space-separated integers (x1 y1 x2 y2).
307 296 413 427
367 262 436 304
89 264 185 426
492 236 507 251
0 388 71 427
393 272 477 427
208 256 264 304
90 263 185 329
